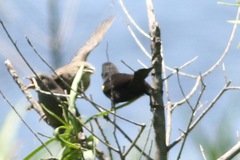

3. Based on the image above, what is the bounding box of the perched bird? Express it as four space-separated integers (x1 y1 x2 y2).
26 73 80 129
26 17 114 129
52 17 115 94
101 62 152 104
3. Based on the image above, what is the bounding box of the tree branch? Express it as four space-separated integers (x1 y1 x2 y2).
146 0 167 159
217 141 240 160
4 60 46 118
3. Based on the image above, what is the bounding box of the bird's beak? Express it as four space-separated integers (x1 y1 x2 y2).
84 65 95 74
25 77 36 90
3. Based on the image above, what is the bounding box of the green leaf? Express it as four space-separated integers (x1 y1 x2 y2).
69 64 84 116
41 103 68 126
85 100 136 124
55 132 81 149
67 64 85 133
23 138 57 160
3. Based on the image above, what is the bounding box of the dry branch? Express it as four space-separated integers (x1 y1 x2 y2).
146 0 167 159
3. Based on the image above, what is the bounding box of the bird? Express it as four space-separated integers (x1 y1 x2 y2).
52 17 115 94
26 73 81 129
101 62 152 104
26 17 114 129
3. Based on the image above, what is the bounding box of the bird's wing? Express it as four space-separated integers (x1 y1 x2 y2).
71 16 115 63
103 73 133 92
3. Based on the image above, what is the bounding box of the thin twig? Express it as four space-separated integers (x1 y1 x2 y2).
176 69 194 110
139 121 153 160
148 140 154 158
202 7 240 77
165 65 197 79
80 119 119 152
25 36 56 73
94 117 113 159
123 124 146 158
167 56 199 109
83 94 145 127
0 20 39 80
119 0 151 39
126 23 151 59
200 145 207 160
176 75 206 159
87 96 152 159
179 56 198 70
1 20 63 116
31 86 83 99
137 59 148 68
113 110 123 159
168 81 231 150
121 60 135 72
172 76 201 109
166 57 199 110
222 63 228 83
0 90 53 156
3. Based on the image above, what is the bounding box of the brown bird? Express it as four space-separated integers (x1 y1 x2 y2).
26 17 114 129
27 73 80 129
101 62 152 104
52 17 115 94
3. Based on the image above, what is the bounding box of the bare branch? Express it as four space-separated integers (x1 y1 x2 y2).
146 0 167 159
217 141 240 160
139 121 153 159
113 111 123 158
202 7 240 76
176 75 206 159
137 59 148 68
119 0 151 39
222 63 228 83
0 20 38 78
162 48 172 147
94 117 113 159
165 65 197 79
126 24 151 59
200 145 208 160
169 81 231 150
123 125 146 157
5 60 45 118
83 94 145 127
87 95 153 159
176 70 194 110
172 76 201 109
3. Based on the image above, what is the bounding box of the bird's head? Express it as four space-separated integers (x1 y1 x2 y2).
101 62 119 82
82 62 95 75
134 67 153 80
26 73 59 91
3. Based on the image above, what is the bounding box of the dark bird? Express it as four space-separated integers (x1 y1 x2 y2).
101 62 152 104
26 73 80 129
52 17 115 94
